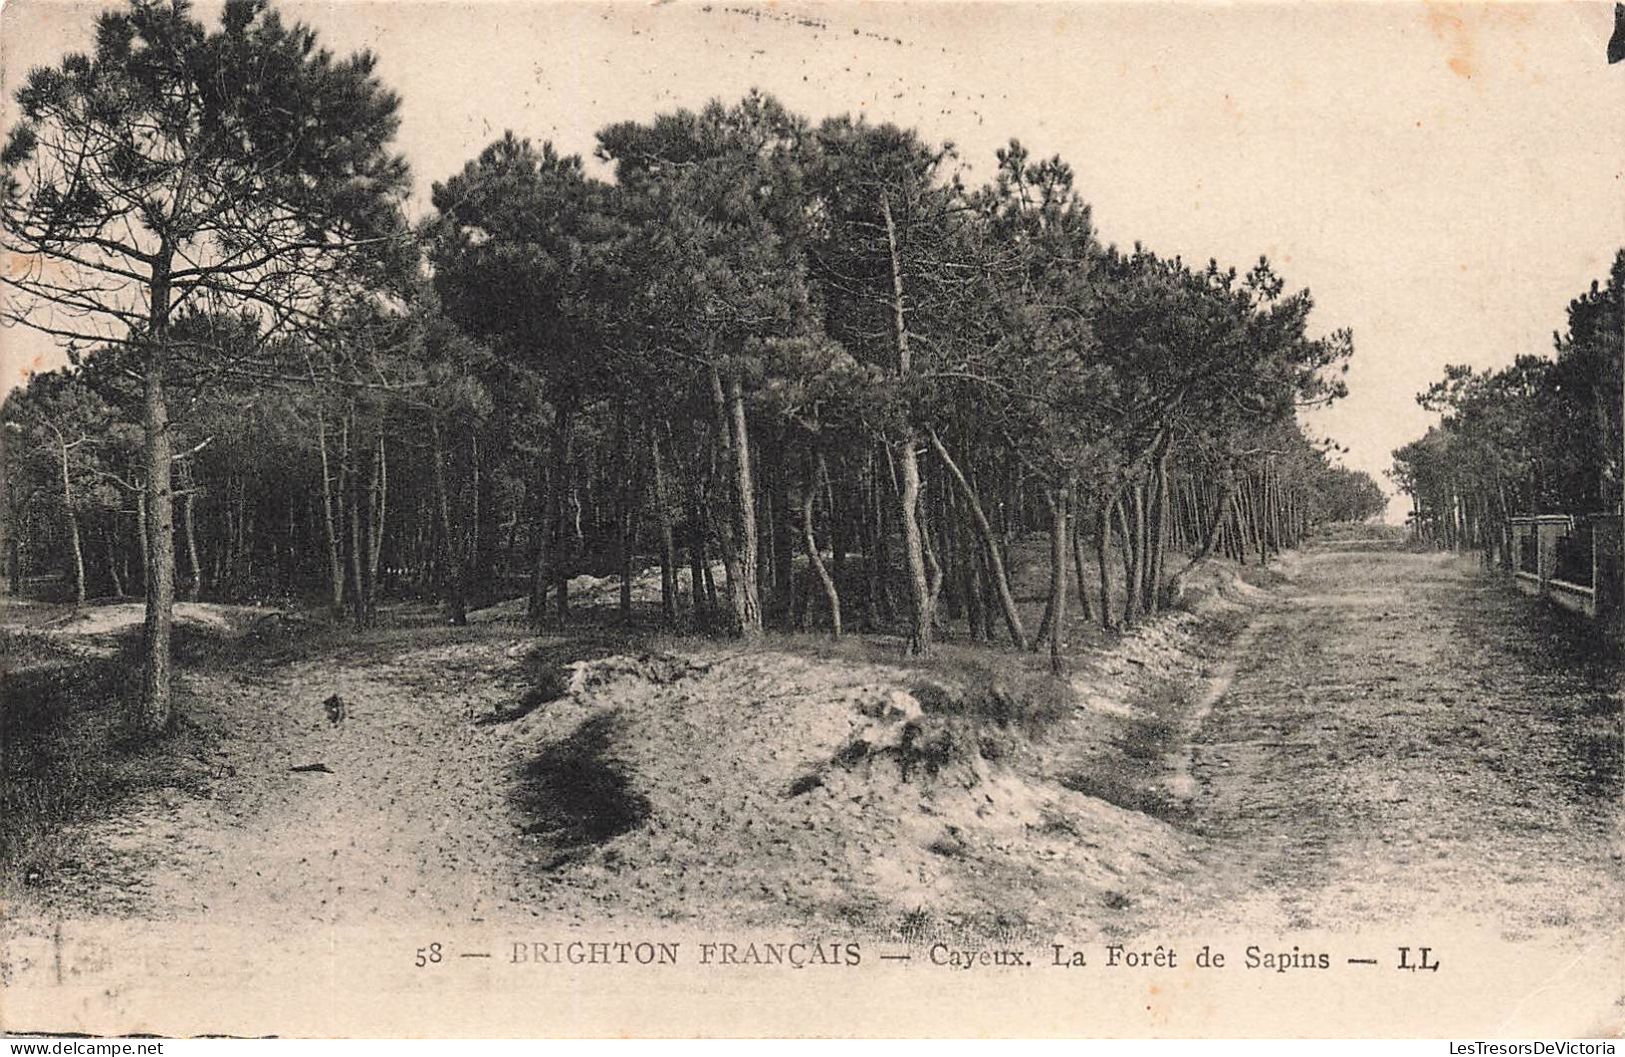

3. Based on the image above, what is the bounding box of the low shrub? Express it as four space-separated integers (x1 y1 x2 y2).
0 632 210 882
911 655 1077 740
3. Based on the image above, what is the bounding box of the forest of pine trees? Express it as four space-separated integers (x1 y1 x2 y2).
1391 251 1624 558
0 0 1387 736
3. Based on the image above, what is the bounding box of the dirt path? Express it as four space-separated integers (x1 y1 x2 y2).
25 632 542 929
1180 541 1623 940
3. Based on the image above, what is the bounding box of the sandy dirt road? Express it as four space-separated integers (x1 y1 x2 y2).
1180 541 1622 942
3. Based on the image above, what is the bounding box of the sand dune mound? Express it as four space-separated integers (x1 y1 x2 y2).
40 600 278 643
500 642 1194 937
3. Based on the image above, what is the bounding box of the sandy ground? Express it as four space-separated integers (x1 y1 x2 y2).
471 563 725 622
1 540 1620 1035
32 601 246 656
1178 543 1623 940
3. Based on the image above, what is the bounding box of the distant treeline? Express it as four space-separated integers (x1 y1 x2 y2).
1392 252 1623 554
0 0 1382 731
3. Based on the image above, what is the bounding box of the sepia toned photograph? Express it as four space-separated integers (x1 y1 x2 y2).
0 0 1621 1039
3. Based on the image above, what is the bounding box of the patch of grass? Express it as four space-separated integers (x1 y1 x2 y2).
909 654 1077 740
805 650 1080 784
477 668 570 726
0 631 212 884
1055 673 1194 823
1116 710 1181 763
785 770 824 797
1058 769 1188 823
771 629 1086 783
894 719 973 781
0 628 77 669
897 906 934 942
1567 713 1622 801
514 631 666 679
927 826 967 858
1314 521 1408 543
1035 811 1083 839
177 608 529 674
1102 889 1135 911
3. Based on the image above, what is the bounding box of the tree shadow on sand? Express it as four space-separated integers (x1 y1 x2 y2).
512 712 651 857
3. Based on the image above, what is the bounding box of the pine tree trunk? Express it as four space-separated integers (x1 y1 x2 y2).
619 499 637 626
1118 491 1141 626
617 441 642 629
137 492 151 591
881 190 935 655
937 477 963 623
431 417 468 626
183 489 201 603
281 490 296 594
506 485 524 585
688 470 710 614
1096 498 1115 630
316 404 345 610
1146 441 1170 613
1070 501 1094 623
470 431 497 610
707 362 761 637
926 429 1028 649
897 433 934 654
650 433 679 623
727 372 762 637
1195 477 1236 565
367 432 387 620
234 482 252 592
828 466 846 587
549 400 575 626
1047 483 1070 675
526 409 557 626
871 453 897 622
771 446 796 624
1238 473 1259 562
861 459 883 629
961 518 989 641
527 473 546 623
348 448 368 630
1251 475 1269 563
139 339 175 734
1269 461 1285 553
107 535 124 599
702 559 718 612
608 398 635 626
58 435 86 608
803 453 842 637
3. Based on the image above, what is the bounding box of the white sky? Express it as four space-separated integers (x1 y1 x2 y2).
3 0 1622 520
